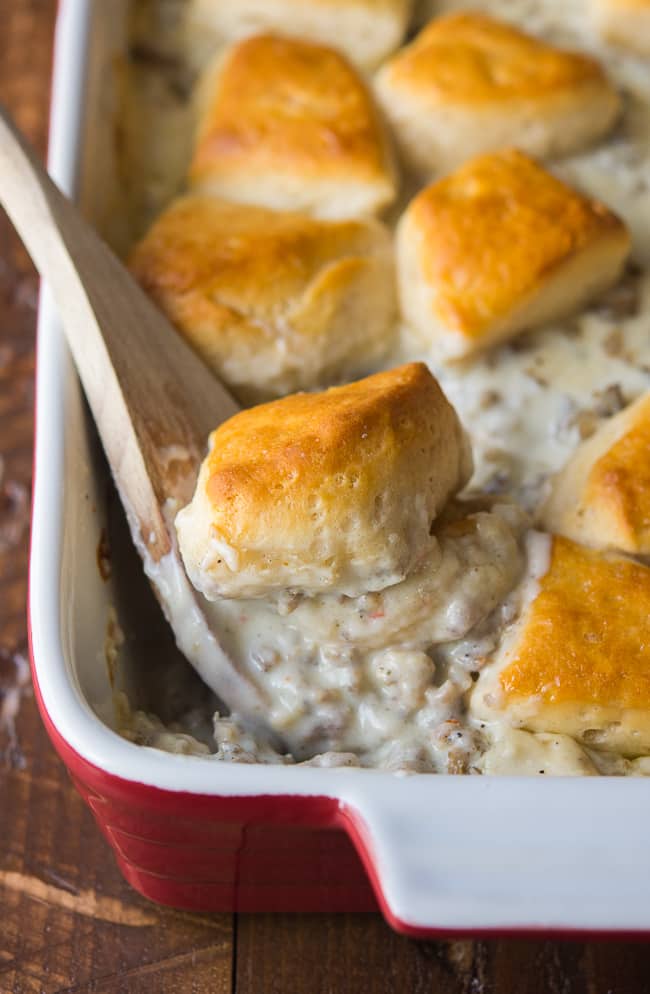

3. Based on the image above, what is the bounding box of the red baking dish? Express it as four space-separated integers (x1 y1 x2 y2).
28 0 650 937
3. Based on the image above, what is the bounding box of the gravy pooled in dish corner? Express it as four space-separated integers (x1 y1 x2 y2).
118 0 650 776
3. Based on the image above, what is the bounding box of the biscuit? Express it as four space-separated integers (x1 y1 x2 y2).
129 195 396 404
478 729 599 776
470 535 650 757
592 0 650 56
176 363 473 600
188 35 397 220
375 12 620 175
540 392 650 554
184 0 413 72
396 149 630 360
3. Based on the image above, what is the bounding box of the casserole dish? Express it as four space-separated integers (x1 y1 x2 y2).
28 0 650 936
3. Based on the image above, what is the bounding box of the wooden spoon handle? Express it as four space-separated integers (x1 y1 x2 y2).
0 104 238 560
0 106 278 726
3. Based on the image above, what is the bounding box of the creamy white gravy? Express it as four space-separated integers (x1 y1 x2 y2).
123 501 533 771
117 0 650 775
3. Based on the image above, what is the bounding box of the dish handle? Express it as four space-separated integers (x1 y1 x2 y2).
337 775 650 937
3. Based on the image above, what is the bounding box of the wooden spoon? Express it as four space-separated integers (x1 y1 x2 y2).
0 106 276 734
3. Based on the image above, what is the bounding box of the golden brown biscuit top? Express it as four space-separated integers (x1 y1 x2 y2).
190 33 389 183
129 194 385 327
205 363 454 516
601 0 650 9
586 399 650 547
383 11 608 105
499 537 650 710
406 149 626 337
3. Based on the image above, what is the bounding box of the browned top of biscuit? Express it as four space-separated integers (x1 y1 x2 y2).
404 149 627 338
499 537 650 710
382 11 609 105
540 393 650 555
205 362 459 515
585 404 650 548
129 194 388 341
190 33 390 185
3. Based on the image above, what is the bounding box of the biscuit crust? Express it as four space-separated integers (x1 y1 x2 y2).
396 149 630 359
176 363 473 600
185 0 412 72
471 536 650 756
541 392 650 553
129 195 396 403
375 12 620 173
189 34 397 219
592 0 650 55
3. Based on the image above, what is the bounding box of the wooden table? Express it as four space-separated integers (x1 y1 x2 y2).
1 3 650 991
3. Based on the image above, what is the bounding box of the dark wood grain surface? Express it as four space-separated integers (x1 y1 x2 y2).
2 3 650 992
